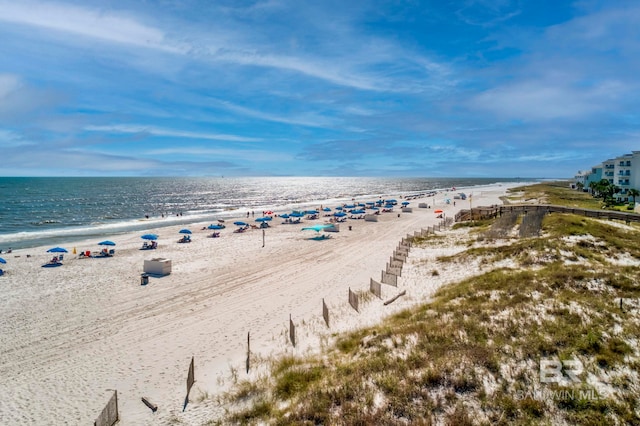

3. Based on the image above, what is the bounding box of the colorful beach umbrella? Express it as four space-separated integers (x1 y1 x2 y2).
434 209 443 214
141 234 158 240
47 247 68 253
98 240 116 246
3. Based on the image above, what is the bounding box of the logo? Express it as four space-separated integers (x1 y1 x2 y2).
540 358 583 384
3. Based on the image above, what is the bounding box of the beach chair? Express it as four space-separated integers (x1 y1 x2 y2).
0 269 4 276
142 242 149 249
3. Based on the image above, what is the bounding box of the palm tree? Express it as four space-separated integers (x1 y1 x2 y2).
628 188 640 204
588 181 598 196
576 182 584 192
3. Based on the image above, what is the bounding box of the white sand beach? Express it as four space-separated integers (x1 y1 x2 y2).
0 183 520 425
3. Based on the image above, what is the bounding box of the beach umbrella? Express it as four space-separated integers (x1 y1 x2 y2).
234 221 248 226
289 212 305 218
179 229 192 234
323 207 331 212
141 234 158 240
351 209 366 214
0 257 6 264
208 224 224 230
334 212 347 217
98 240 116 246
255 217 270 222
47 247 68 253
280 213 290 219
402 201 410 205
434 209 443 214
335 206 343 210
301 224 332 232
305 210 319 215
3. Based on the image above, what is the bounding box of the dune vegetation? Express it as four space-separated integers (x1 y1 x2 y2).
217 183 640 425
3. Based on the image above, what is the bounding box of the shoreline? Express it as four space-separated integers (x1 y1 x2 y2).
0 179 529 251
0 182 522 425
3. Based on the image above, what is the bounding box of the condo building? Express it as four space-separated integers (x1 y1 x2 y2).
577 151 640 202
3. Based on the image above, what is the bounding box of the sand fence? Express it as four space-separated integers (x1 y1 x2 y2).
91 217 454 421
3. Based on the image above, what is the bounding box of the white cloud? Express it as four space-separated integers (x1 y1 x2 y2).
85 124 262 142
0 1 183 53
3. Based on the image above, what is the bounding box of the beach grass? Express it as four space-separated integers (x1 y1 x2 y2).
506 181 603 209
220 191 640 424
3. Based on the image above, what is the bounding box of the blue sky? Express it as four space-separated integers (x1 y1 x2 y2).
1 0 638 177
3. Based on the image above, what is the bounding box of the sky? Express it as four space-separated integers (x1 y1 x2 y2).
1 0 639 177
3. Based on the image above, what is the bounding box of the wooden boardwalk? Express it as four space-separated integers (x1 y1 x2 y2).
455 204 640 224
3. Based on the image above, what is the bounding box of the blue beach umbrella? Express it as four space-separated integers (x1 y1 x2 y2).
0 257 6 264
335 206 343 210
179 229 192 234
208 224 224 230
402 201 410 206
255 217 270 222
289 212 305 218
280 213 290 219
234 221 248 226
334 212 347 217
141 234 158 240
323 207 331 212
47 247 68 253
352 209 366 214
98 240 116 246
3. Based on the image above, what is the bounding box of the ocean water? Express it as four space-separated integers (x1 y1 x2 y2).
0 177 527 249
